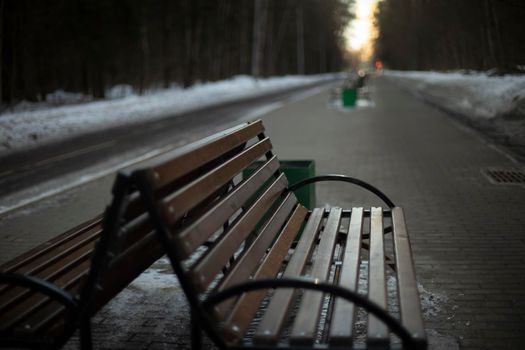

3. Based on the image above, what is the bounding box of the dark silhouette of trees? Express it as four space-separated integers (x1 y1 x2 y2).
0 0 353 106
375 0 525 73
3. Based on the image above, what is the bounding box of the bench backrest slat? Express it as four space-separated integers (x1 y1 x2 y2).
224 204 308 342
2 261 90 332
150 120 265 190
0 242 94 319
329 207 364 346
367 207 389 346
253 208 325 345
392 207 426 348
117 213 154 253
175 156 280 259
0 231 97 332
0 216 102 274
16 232 98 278
214 192 298 317
189 173 288 292
161 137 273 226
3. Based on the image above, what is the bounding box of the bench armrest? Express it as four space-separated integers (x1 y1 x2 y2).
287 174 395 208
203 277 421 350
0 273 78 309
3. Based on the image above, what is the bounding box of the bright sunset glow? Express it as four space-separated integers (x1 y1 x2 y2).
346 0 378 61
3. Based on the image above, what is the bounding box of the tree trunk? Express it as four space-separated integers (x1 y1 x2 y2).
0 0 4 104
296 5 305 75
251 0 267 77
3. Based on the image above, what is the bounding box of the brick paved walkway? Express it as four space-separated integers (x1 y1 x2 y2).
59 76 524 349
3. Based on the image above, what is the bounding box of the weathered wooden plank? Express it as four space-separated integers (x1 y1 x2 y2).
175 156 280 259
1 260 90 331
367 207 389 346
329 207 364 346
215 193 297 318
161 138 272 225
0 230 98 313
190 174 287 292
253 208 324 345
150 121 264 189
0 216 102 273
222 205 308 342
290 208 342 345
392 207 426 348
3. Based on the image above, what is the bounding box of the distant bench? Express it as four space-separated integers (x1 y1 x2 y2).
0 120 426 349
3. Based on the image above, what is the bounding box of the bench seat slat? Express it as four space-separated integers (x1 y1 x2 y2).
215 192 298 318
150 120 265 189
253 208 324 345
12 231 98 279
161 137 273 226
367 207 389 346
290 208 342 345
176 156 280 259
392 207 426 348
190 174 288 292
329 207 364 346
223 205 308 342
118 213 154 252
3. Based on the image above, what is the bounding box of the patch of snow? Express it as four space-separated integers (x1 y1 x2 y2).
106 84 135 99
46 90 91 106
128 256 178 291
384 70 525 121
0 74 337 157
418 283 447 319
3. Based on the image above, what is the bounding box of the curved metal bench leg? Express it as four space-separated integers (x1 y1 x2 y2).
80 318 93 350
191 309 202 350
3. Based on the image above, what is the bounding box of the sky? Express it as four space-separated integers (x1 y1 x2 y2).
345 0 378 61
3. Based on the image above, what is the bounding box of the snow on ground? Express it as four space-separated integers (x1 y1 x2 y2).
384 70 525 148
0 74 336 157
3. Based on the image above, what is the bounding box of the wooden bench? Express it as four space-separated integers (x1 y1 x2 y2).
0 119 426 349
0 175 175 348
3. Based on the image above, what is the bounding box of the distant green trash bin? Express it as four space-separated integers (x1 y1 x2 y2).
244 160 316 209
342 88 357 107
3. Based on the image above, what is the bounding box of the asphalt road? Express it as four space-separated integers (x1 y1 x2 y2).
0 80 337 213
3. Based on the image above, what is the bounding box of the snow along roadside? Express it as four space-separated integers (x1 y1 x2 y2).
383 70 525 148
0 74 339 157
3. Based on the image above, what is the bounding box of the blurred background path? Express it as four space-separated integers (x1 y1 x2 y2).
3 76 524 349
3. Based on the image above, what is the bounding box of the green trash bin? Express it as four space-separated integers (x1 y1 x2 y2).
342 88 357 107
243 160 316 209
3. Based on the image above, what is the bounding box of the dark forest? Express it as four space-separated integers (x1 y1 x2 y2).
375 0 525 73
0 0 352 105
